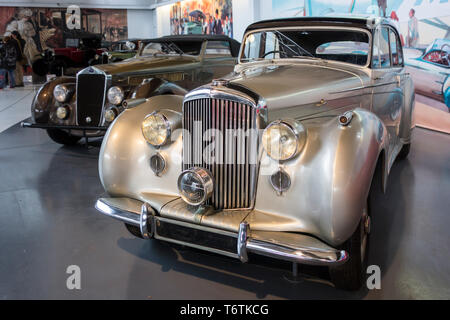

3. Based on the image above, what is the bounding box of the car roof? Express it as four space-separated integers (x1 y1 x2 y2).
245 16 395 33
141 35 241 57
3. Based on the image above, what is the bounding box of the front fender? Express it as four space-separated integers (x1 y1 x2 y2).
99 95 184 209
251 108 388 246
32 76 75 123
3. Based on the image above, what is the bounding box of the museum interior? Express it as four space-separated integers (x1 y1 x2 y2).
0 0 449 300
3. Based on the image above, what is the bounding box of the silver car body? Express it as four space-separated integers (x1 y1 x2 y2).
96 16 415 266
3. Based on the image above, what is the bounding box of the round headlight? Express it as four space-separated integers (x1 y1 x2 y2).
104 107 118 122
53 84 69 103
262 120 306 161
141 112 170 146
107 86 124 105
56 106 69 119
177 167 214 206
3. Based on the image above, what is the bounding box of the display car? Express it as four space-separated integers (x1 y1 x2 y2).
95 16 415 290
405 39 450 109
93 39 143 65
22 35 240 145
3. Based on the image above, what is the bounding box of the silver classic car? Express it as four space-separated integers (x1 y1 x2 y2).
22 35 240 145
96 16 415 290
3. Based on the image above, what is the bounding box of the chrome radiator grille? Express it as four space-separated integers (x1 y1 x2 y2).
182 98 258 210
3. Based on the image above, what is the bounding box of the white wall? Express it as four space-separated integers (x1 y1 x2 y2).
156 4 171 37
127 9 156 39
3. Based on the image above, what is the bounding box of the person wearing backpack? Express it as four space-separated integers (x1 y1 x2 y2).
0 38 7 89
2 36 17 88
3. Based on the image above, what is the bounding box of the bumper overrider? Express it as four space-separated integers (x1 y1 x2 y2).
95 197 348 266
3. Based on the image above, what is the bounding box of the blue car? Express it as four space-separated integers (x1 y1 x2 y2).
405 39 450 110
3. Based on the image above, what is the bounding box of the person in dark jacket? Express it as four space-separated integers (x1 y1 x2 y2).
11 31 25 87
1 36 17 88
0 38 6 89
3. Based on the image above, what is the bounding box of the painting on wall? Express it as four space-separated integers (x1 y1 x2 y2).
272 0 450 111
0 7 128 64
169 0 233 37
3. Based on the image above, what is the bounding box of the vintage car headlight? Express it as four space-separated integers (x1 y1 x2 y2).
53 84 70 103
141 112 170 146
104 107 118 122
56 106 69 119
177 167 214 206
262 119 307 161
107 86 124 105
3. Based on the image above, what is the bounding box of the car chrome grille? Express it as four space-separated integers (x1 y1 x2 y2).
183 98 258 210
76 73 106 126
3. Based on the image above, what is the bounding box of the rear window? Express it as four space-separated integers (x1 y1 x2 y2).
205 41 232 56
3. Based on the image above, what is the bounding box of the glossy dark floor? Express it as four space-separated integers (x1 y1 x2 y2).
0 122 449 299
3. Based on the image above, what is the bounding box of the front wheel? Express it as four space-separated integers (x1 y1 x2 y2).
329 204 371 291
46 129 81 145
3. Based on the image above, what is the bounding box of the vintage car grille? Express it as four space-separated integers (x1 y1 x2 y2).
76 73 106 126
182 98 258 210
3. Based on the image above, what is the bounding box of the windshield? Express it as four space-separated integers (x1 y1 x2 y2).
140 41 202 57
241 29 370 66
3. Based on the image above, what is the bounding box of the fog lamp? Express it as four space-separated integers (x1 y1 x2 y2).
104 107 118 122
177 167 214 206
56 106 69 119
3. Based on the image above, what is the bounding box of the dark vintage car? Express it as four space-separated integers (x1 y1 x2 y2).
22 35 240 145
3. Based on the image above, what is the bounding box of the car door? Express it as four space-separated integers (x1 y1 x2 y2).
371 26 404 162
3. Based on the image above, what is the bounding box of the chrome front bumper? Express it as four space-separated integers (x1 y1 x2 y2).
95 197 348 266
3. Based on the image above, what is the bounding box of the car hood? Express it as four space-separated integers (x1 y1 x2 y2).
95 55 199 77
228 62 369 119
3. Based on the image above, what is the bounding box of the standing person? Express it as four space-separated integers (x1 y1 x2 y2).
11 31 25 87
407 9 419 48
213 9 223 35
377 0 387 18
2 36 17 88
0 38 6 89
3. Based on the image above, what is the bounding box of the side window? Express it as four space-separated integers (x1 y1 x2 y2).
372 27 391 68
389 29 400 66
205 41 232 56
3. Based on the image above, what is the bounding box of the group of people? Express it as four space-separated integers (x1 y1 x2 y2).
202 10 232 37
0 31 26 89
172 9 232 38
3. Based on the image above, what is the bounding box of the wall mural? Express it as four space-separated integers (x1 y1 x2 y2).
169 0 233 37
272 0 450 110
0 7 128 64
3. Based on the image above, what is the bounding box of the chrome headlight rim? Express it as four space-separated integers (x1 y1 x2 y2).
141 111 171 147
53 84 70 103
262 119 307 161
107 86 124 105
177 167 214 206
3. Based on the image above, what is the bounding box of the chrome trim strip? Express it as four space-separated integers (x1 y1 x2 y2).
246 239 348 266
140 203 155 239
95 198 140 226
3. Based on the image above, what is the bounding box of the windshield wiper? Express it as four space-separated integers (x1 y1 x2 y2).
163 42 184 55
274 30 314 57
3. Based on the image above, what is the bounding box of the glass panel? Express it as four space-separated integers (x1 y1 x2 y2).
241 29 369 66
205 41 231 56
389 29 399 66
373 27 391 68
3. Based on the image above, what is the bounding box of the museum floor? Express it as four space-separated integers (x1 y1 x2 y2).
0 86 449 299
